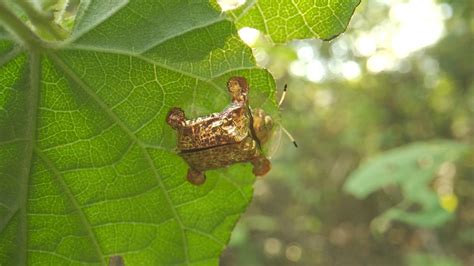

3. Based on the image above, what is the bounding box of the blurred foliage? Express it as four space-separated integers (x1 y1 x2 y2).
221 0 474 265
345 141 468 228
406 252 462 266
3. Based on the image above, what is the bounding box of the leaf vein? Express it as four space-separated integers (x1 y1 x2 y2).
34 148 106 265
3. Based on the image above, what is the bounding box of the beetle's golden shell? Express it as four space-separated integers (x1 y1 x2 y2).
176 102 249 151
180 136 259 171
175 100 263 172
166 76 271 181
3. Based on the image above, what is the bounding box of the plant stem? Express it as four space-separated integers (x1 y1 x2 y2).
16 0 65 40
0 2 40 49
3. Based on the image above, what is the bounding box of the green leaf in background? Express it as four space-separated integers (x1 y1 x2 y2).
383 207 452 228
344 141 468 198
0 0 358 265
406 252 462 266
344 141 469 227
229 0 361 42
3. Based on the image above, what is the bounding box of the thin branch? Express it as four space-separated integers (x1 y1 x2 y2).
16 0 66 41
0 1 40 48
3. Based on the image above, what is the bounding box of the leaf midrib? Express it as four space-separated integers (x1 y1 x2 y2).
17 49 40 266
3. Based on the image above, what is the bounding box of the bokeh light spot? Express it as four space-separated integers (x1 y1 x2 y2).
264 238 282 256
238 27 260 46
285 244 303 262
217 0 246 11
342 61 361 80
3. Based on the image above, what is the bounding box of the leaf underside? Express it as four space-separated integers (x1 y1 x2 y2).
0 0 358 265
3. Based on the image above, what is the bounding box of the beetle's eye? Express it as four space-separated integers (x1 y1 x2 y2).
264 116 273 129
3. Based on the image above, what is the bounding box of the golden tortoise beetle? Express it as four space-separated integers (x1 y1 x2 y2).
166 76 295 185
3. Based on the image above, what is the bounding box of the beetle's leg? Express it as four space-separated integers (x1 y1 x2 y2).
166 107 186 129
251 155 271 176
187 168 206 185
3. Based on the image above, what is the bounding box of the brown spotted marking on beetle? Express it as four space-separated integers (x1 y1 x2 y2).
166 76 277 185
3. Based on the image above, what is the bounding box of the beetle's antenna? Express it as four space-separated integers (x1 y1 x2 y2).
276 83 297 148
275 121 297 148
280 124 298 147
278 84 288 108
278 84 287 107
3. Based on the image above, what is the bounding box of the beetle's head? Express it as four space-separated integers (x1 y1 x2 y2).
228 77 297 151
227 76 249 103
253 83 298 151
252 108 274 145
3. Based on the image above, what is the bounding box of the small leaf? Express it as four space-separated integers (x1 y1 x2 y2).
406 253 462 266
345 141 470 228
344 141 469 199
383 207 452 228
230 0 361 42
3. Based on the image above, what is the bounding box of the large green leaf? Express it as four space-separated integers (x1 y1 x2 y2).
0 0 358 265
